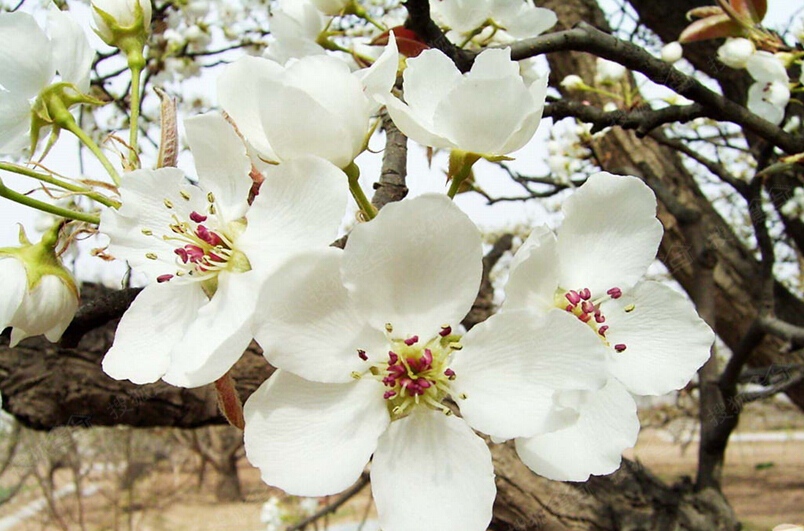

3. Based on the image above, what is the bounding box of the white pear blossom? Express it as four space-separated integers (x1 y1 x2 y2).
244 194 607 531
560 74 585 91
91 0 152 46
382 47 547 157
0 11 94 154
432 0 557 40
309 0 349 16
218 34 398 168
99 113 348 387
501 172 714 481
746 51 790 125
661 41 683 63
265 0 327 64
595 57 627 84
717 38 756 69
781 188 804 219
0 228 79 347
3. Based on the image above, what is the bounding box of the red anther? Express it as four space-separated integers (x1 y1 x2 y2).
208 252 224 263
444 368 456 379
565 304 574 312
595 313 606 323
439 325 452 337
406 357 421 372
382 375 396 386
185 245 205 263
421 348 433 367
606 287 623 299
614 343 627 352
404 335 419 346
174 248 189 263
565 290 581 305
157 274 174 283
581 301 595 314
195 225 223 246
189 211 207 223
399 377 413 389
598 325 609 337
383 390 396 399
579 288 591 300
388 351 399 365
357 349 368 361
388 364 405 376
417 379 432 389
578 313 592 323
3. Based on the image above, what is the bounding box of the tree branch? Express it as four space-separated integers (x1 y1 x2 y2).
508 23 804 154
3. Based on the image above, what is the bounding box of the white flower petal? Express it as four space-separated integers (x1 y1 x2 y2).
431 0 490 33
10 275 78 346
0 91 32 154
452 310 608 439
502 226 559 314
0 258 28 330
371 409 495 531
746 51 788 82
253 248 387 383
47 9 94 92
163 272 257 387
102 282 207 384
402 49 464 124
382 95 454 150
497 5 557 39
258 83 357 167
602 281 713 396
217 56 283 161
342 194 482 339
0 12 53 98
355 32 398 106
515 378 639 481
184 112 252 222
498 73 548 154
557 172 663 294
243 371 389 496
238 156 348 275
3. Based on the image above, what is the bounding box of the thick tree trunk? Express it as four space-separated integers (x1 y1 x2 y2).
214 454 243 503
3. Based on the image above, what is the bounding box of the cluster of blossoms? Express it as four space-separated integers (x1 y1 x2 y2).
0 1 718 530
717 38 794 125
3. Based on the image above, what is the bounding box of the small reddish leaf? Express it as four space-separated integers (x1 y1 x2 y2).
371 26 430 58
679 14 745 43
730 0 766 23
686 6 725 20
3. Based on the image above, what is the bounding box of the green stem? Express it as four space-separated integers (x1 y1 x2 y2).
63 120 121 186
128 62 143 167
0 179 101 225
351 3 385 31
0 162 120 209
344 162 377 220
446 157 478 199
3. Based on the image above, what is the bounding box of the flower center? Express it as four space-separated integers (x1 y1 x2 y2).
355 324 463 420
140 191 250 297
554 286 628 352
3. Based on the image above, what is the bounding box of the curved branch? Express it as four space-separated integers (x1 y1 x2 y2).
508 23 804 155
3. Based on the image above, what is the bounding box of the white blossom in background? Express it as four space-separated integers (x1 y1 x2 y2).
218 34 398 168
594 57 627 84
100 113 348 387
560 74 585 91
546 119 594 184
717 38 756 69
0 227 79 347
746 51 790 125
309 0 350 16
260 496 284 531
661 41 683 63
781 188 804 219
501 172 714 481
0 10 94 154
298 497 319 516
432 0 556 40
265 0 327 64
244 195 608 531
382 47 547 158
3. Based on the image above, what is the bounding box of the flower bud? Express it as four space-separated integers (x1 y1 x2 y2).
595 58 627 83
560 74 585 91
91 0 151 59
717 38 755 69
0 226 79 347
661 41 683 64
